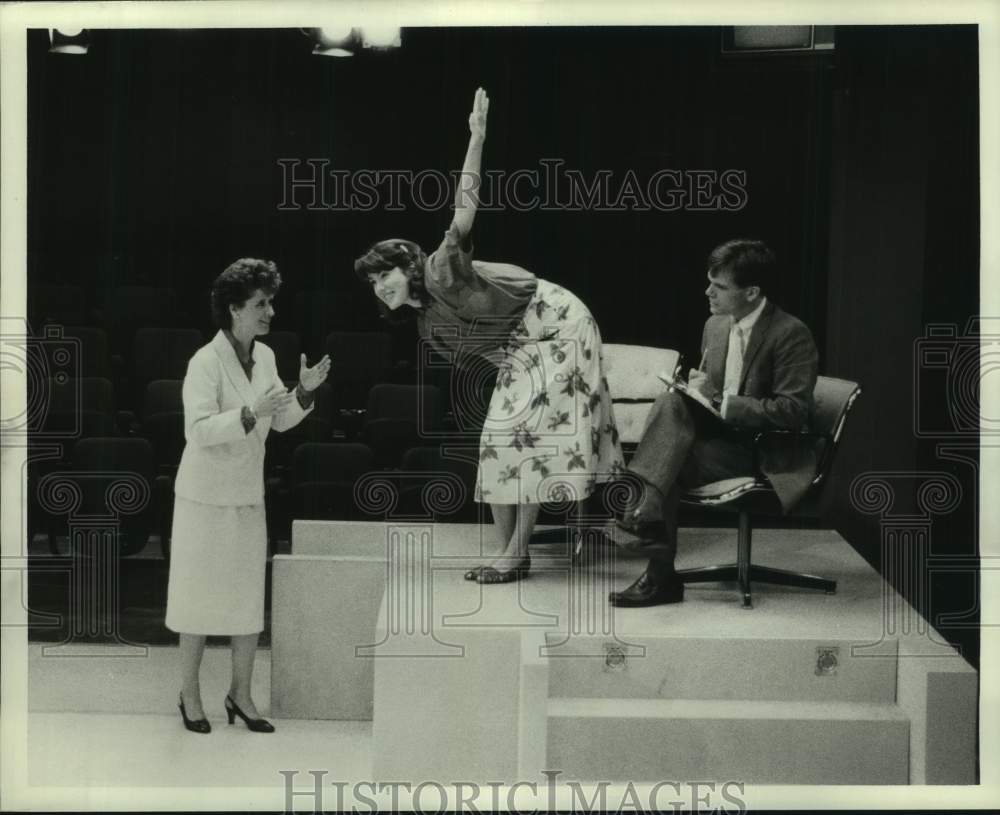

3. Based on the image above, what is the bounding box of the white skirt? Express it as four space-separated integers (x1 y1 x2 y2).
165 496 267 635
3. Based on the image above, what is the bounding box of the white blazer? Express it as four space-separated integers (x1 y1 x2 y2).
174 331 312 506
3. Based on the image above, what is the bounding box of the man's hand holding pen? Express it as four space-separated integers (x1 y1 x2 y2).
687 368 718 402
659 350 725 419
687 351 718 402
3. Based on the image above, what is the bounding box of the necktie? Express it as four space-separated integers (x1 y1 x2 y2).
723 324 746 395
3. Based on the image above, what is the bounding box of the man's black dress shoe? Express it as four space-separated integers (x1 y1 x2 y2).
608 570 685 607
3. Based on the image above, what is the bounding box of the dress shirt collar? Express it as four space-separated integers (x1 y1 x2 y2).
732 296 768 334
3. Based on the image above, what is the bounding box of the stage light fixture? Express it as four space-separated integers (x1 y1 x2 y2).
361 26 401 50
48 28 90 55
310 26 361 57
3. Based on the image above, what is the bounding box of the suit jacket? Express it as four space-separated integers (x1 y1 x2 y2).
700 301 819 511
174 331 312 506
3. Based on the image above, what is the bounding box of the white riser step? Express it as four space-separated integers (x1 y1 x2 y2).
547 697 909 785
545 637 896 703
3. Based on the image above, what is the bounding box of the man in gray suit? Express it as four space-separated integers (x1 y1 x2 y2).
610 239 819 607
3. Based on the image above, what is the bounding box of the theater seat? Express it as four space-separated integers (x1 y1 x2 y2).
39 437 162 557
140 379 186 474
265 382 335 476
60 325 116 381
278 442 377 533
399 446 481 522
325 331 392 412
363 384 445 467
131 328 203 392
41 376 117 441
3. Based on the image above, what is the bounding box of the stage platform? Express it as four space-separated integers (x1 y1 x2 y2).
273 521 977 786
19 521 977 794
24 643 372 793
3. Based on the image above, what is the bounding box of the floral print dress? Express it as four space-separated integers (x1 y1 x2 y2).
418 225 624 505
475 279 624 504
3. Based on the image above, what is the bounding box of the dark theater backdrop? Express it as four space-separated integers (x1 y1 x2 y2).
27 25 980 665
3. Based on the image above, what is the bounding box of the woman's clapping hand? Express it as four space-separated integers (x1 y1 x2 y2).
299 353 331 392
253 385 296 418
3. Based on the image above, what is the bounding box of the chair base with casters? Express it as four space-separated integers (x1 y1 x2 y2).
676 487 836 609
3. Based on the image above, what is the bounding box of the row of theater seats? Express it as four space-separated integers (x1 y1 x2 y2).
27 325 410 415
33 377 465 472
28 284 389 353
27 438 488 558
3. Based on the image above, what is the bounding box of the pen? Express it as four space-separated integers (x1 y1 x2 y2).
697 349 707 372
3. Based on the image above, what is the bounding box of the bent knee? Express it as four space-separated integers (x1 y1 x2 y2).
642 390 694 434
656 390 691 416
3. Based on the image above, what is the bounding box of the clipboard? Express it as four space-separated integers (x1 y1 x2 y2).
657 371 724 421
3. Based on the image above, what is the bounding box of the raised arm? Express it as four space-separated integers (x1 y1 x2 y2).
452 87 489 239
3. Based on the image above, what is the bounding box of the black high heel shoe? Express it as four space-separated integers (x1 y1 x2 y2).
178 692 211 734
225 694 275 733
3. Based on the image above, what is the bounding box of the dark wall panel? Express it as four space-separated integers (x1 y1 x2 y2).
28 27 831 358
825 26 979 667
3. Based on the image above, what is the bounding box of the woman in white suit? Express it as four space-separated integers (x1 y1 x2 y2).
165 258 330 734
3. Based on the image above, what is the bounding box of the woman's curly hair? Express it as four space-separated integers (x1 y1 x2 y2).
353 239 431 322
211 258 282 329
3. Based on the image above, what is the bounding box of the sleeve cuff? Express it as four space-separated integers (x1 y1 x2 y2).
240 405 257 434
295 383 316 409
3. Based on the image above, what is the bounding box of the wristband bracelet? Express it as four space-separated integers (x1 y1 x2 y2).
241 405 258 432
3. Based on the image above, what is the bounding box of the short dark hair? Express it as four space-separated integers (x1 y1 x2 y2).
211 258 282 329
353 239 431 322
707 239 776 293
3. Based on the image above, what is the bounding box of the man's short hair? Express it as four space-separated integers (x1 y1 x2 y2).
707 239 776 293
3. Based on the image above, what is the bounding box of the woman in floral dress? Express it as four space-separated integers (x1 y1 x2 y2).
354 88 623 583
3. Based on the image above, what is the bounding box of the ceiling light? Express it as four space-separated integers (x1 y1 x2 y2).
361 26 401 49
48 28 90 55
310 26 360 57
